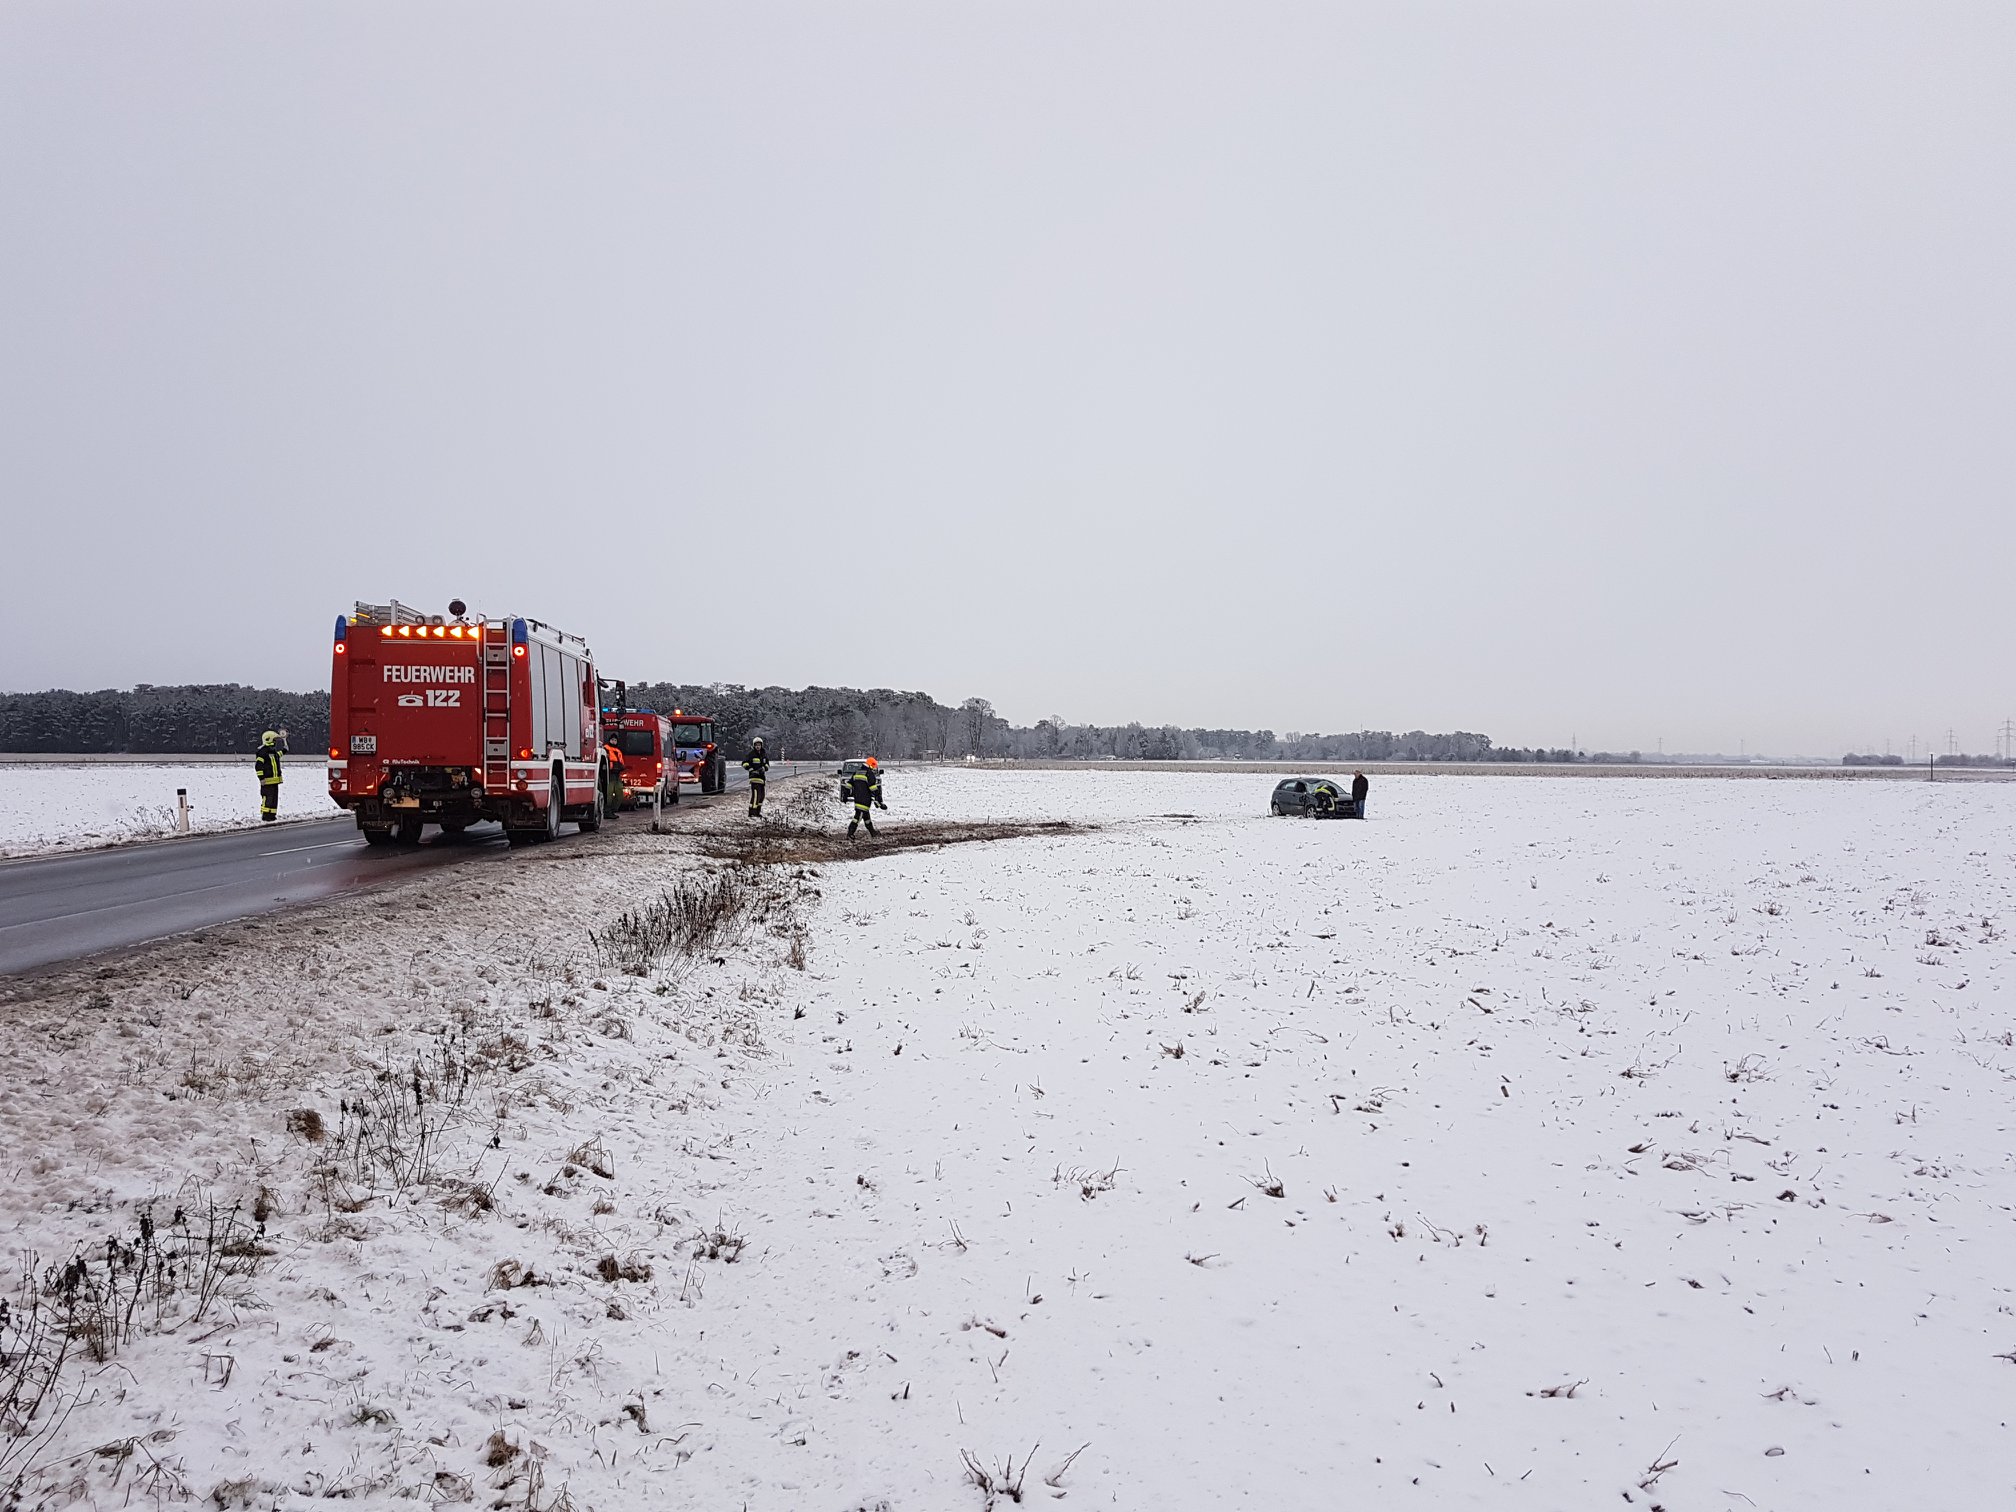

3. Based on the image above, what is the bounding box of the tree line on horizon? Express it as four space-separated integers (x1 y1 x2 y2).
1844 751 2015 767
2 680 1654 764
0 685 329 755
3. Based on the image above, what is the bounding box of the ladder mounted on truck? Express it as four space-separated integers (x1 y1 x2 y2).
483 621 512 791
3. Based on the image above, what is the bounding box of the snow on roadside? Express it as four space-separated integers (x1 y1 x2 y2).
0 769 2010 1509
0 763 331 856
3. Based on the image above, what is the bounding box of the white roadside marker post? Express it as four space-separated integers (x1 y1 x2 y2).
175 788 191 835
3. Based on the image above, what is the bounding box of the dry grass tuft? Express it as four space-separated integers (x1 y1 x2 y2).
595 1254 653 1284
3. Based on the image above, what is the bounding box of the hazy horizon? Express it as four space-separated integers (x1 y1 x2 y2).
3 3 2010 756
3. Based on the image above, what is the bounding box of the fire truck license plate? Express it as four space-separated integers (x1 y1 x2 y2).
350 735 377 754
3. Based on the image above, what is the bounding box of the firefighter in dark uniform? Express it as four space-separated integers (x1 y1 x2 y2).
845 757 886 839
742 737 770 817
602 737 627 814
254 729 285 822
1351 770 1370 818
1310 778 1340 817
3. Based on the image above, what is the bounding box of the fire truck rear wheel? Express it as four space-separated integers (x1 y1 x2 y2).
545 774 564 840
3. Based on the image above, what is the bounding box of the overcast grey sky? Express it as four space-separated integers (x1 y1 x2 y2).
2 2 2010 755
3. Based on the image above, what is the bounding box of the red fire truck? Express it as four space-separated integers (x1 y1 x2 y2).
328 600 606 847
665 710 728 793
601 708 682 809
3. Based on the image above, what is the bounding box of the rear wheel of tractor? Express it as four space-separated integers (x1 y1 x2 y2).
393 816 423 846
545 773 564 841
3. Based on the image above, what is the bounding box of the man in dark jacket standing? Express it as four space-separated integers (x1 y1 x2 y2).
254 729 286 822
742 737 770 817
845 757 886 839
1351 770 1369 818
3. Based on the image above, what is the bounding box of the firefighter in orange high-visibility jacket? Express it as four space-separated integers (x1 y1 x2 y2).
254 729 286 822
602 739 627 816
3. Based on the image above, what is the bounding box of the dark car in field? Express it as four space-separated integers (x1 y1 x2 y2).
1270 777 1358 819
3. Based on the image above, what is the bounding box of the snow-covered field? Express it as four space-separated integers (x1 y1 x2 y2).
0 769 2010 1509
0 763 330 856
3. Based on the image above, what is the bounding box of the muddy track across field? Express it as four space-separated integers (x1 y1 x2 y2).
695 817 1096 865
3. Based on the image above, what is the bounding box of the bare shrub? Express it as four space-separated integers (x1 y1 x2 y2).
783 781 836 827
329 1049 473 1192
590 865 787 973
0 1276 72 1489
961 1444 1038 1507
1054 1164 1120 1201
0 1199 271 1482
691 1226 746 1263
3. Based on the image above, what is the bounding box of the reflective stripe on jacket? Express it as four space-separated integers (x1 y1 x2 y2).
254 745 283 784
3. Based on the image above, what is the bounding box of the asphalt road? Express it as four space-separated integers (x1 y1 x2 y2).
0 768 768 978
